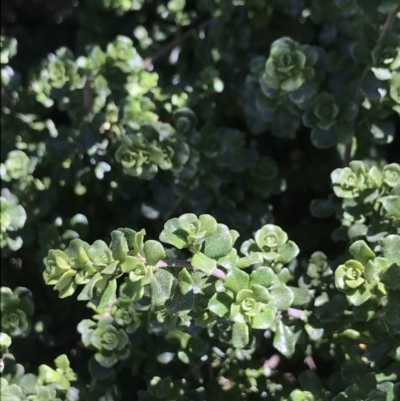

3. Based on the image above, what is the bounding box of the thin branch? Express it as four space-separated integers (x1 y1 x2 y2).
343 5 400 166
141 18 217 70
163 196 183 221
156 259 226 280
85 378 98 401
379 4 400 39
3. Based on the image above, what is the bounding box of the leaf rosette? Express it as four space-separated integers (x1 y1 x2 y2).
116 123 189 180
0 189 27 251
334 240 390 306
44 238 118 298
106 36 142 73
303 92 358 130
331 161 369 198
77 318 130 368
371 32 400 81
209 266 295 347
159 214 237 265
383 163 400 187
111 299 141 333
173 107 198 134
240 224 299 269
1 150 32 182
39 48 77 92
0 287 34 338
262 37 317 92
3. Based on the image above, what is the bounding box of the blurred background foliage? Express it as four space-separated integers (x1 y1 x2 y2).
0 0 399 399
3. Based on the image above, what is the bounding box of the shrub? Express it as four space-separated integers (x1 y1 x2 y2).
1 0 399 400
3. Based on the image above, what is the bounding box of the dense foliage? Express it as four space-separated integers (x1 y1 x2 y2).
1 0 399 400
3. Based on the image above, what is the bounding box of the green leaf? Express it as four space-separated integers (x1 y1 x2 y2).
191 252 217 275
289 287 312 306
273 321 299 357
87 240 112 266
101 261 118 275
110 230 128 262
378 0 399 13
159 219 187 249
38 364 59 383
54 269 75 292
305 324 324 340
237 252 263 268
19 374 38 395
365 257 389 283
276 267 291 283
54 354 70 371
347 286 372 306
88 357 114 381
151 269 174 305
269 286 294 310
251 307 275 329
6 204 27 228
203 224 233 259
208 292 234 317
361 71 383 100
93 279 117 308
386 290 400 326
298 370 323 394
177 268 194 295
218 249 239 270
78 273 103 301
232 322 249 348
278 241 300 263
119 279 144 301
165 288 193 313
311 128 336 149
288 390 315 401
198 214 218 236
381 264 400 290
144 240 166 266
250 267 275 288
281 76 303 92
225 268 250 293
380 235 400 288
0 333 11 350
0 381 23 401
349 240 376 265
370 121 395 144
381 195 400 217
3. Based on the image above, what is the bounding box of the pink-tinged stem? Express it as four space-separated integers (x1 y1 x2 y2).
287 308 304 319
264 354 280 369
212 268 226 280
304 355 317 370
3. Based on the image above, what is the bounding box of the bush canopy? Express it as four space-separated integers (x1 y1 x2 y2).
1 1 399 400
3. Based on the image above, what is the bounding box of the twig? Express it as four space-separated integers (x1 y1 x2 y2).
343 5 400 167
85 378 98 401
379 4 400 39
141 18 217 70
156 259 226 280
163 196 183 221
